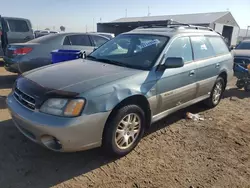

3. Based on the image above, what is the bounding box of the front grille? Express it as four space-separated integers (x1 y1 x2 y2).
14 87 36 110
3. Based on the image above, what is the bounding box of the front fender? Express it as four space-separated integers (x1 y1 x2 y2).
83 83 156 115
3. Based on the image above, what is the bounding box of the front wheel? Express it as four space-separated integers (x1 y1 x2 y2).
205 77 225 108
103 105 145 156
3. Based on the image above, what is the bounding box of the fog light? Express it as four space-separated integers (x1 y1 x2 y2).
41 135 62 151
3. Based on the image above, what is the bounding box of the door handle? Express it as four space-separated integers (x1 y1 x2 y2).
215 63 220 68
189 70 195 76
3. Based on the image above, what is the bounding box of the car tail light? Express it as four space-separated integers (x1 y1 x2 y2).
13 47 33 55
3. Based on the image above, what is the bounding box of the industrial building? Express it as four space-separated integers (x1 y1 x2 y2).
97 11 240 46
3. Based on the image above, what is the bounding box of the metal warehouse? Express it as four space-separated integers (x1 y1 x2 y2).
97 11 240 46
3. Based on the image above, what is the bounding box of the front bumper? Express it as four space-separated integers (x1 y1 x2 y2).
3 57 20 73
7 94 110 152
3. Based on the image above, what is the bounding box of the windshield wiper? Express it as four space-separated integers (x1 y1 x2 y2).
86 55 97 60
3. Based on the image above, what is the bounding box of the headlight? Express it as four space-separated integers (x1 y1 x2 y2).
40 98 85 117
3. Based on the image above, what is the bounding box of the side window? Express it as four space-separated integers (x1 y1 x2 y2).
208 37 229 55
68 35 91 46
7 19 29 32
63 36 71 45
91 35 108 47
166 37 193 63
190 36 215 60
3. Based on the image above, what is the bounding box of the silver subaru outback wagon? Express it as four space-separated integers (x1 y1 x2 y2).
7 25 234 156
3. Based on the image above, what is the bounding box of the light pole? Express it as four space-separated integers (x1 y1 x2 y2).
246 26 250 38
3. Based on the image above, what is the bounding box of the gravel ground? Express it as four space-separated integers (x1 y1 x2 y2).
0 64 250 188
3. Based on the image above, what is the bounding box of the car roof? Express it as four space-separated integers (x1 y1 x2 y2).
125 26 221 37
241 39 250 43
55 32 110 39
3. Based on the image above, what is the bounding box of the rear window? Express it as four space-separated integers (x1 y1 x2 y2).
236 41 250 50
7 19 29 32
27 34 58 44
208 37 229 55
190 36 215 60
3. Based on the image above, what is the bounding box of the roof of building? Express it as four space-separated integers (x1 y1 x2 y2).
110 11 230 24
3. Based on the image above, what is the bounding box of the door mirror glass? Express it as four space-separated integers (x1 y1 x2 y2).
164 57 184 69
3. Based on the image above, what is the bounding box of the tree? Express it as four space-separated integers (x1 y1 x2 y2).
45 28 50 30
60 26 66 32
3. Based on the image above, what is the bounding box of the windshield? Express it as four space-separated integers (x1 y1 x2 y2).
88 34 169 70
236 41 250 50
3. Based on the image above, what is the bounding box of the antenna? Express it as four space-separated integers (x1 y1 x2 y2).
148 6 151 16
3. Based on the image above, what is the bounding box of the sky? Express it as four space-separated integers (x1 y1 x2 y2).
1 0 250 32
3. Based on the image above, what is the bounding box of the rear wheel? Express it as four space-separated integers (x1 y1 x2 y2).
205 77 225 108
236 79 245 89
244 84 250 92
103 105 145 156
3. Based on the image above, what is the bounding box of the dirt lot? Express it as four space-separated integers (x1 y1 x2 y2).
0 64 250 188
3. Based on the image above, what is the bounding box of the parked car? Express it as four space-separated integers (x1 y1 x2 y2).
35 30 50 38
89 32 115 40
34 30 42 38
7 25 233 156
0 16 34 56
3 32 109 73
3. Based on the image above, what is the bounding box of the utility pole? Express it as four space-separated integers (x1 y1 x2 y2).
246 26 250 38
125 9 127 17
93 18 95 32
86 25 87 32
148 6 151 16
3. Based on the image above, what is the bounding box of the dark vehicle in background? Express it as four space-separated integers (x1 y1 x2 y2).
233 39 250 68
232 39 250 91
0 16 34 56
3 32 110 73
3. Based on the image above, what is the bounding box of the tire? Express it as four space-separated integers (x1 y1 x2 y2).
236 79 245 89
103 105 145 156
244 84 250 92
205 77 225 108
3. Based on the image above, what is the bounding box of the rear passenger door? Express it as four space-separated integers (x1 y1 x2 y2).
62 34 94 55
157 37 197 113
191 36 228 98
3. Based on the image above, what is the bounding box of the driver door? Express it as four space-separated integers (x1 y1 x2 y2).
156 36 197 113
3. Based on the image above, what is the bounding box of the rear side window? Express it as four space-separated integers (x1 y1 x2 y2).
63 36 71 45
166 37 193 63
191 36 215 60
208 37 229 55
91 35 108 47
68 35 91 46
7 19 29 32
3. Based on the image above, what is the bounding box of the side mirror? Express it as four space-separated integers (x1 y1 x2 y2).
80 51 86 59
230 46 235 51
163 57 184 69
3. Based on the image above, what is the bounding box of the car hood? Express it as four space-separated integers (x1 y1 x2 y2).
24 59 142 94
233 49 250 57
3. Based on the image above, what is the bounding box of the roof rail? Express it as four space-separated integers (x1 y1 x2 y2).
135 19 221 35
136 19 190 29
